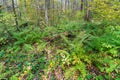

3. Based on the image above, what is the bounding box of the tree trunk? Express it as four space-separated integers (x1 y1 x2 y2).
81 0 84 11
84 0 90 21
45 0 50 26
12 0 19 31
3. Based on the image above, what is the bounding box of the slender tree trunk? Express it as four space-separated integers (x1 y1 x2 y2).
61 0 63 12
0 5 2 13
12 0 19 31
81 0 84 11
24 0 27 15
36 0 40 25
24 0 27 20
24 0 26 8
65 0 67 12
72 0 76 17
52 0 55 25
68 0 70 10
45 0 50 25
84 0 90 21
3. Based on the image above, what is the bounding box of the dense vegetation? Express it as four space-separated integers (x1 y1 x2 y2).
0 0 120 80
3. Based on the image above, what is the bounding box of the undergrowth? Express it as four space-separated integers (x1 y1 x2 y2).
0 21 120 80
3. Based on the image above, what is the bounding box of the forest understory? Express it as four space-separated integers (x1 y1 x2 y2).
0 0 120 80
0 21 120 80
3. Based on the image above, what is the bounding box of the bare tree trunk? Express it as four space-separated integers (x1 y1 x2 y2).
12 0 19 31
24 0 27 15
57 0 61 24
61 0 63 12
45 0 50 26
81 0 84 11
65 0 67 12
72 0 76 17
68 0 70 10
52 0 55 25
24 0 26 8
24 0 27 21
84 0 90 21
35 0 40 25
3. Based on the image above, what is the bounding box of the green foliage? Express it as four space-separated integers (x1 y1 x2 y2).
1 0 120 79
0 12 15 26
0 20 120 79
91 0 120 21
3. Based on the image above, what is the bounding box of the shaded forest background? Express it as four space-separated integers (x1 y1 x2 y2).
1 0 120 27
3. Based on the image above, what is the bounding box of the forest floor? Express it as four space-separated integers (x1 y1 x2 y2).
0 21 120 80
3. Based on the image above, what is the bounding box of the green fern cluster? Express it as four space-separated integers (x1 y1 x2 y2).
0 21 120 80
51 22 120 79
